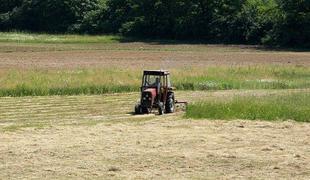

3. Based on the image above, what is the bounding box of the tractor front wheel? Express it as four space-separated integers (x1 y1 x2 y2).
142 107 151 114
158 102 164 115
135 104 142 114
165 92 175 113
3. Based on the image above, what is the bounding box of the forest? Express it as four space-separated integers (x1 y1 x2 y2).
0 0 309 47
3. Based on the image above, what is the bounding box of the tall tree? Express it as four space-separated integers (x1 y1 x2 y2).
273 0 310 46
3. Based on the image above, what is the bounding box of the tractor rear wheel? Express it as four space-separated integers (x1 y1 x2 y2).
158 102 164 115
165 92 175 113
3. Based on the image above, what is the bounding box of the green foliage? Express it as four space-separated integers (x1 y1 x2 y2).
0 0 23 13
0 0 102 32
268 0 310 47
237 0 279 43
186 93 310 122
0 0 309 46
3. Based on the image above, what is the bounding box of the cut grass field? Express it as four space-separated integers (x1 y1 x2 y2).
186 92 310 122
1 90 310 179
0 89 308 132
0 66 309 97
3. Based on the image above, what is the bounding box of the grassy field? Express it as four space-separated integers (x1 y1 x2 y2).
0 89 307 132
0 33 309 179
0 32 122 44
1 90 310 179
186 92 310 122
0 66 309 97
0 89 308 132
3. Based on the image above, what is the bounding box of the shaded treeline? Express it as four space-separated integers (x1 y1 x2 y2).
0 0 309 47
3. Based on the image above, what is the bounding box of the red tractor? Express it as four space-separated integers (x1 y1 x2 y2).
135 70 175 115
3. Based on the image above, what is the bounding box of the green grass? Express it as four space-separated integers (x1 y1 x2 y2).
0 84 138 97
0 32 122 44
0 66 309 97
185 93 310 122
173 66 310 90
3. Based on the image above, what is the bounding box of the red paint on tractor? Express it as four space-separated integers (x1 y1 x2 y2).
143 88 157 97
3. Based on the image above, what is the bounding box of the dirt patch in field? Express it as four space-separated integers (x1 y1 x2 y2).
0 43 309 69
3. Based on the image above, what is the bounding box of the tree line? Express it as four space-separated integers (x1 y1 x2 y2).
0 0 309 47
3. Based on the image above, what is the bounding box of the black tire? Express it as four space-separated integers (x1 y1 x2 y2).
135 104 142 114
165 92 175 113
142 107 151 114
158 102 164 115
